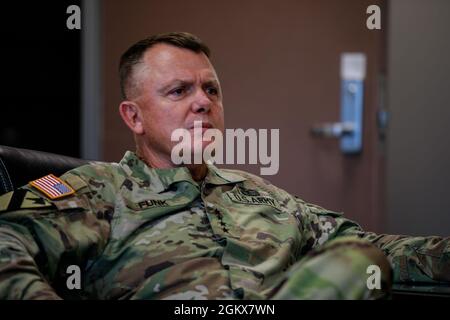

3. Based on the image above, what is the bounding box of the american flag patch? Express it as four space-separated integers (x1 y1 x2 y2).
30 174 75 199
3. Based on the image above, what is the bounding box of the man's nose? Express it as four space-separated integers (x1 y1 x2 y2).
191 88 212 114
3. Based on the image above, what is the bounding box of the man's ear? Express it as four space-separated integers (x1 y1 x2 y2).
119 101 145 135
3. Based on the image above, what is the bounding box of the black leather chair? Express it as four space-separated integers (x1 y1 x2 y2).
0 145 90 195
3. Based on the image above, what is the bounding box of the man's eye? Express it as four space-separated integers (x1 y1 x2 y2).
206 87 218 96
169 87 185 96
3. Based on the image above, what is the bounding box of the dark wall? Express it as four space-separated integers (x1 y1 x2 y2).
0 1 81 157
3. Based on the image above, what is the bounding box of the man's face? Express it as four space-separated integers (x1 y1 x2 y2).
132 43 224 161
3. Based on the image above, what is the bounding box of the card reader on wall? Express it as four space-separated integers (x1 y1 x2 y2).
310 53 366 154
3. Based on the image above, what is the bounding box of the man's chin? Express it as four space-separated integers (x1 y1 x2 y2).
170 141 216 165
187 141 215 155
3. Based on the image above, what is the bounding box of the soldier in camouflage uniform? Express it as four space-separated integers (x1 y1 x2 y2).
0 32 448 300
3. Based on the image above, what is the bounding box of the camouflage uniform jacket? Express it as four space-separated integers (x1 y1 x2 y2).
0 151 449 299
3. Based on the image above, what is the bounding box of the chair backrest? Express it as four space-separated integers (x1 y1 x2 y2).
0 145 90 195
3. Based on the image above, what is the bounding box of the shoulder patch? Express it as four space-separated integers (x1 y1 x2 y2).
62 173 89 192
0 189 54 212
30 174 75 200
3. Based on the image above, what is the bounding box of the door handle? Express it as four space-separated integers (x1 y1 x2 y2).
311 121 354 138
310 53 366 154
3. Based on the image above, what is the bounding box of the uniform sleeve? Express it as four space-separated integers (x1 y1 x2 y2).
0 173 111 299
296 197 450 284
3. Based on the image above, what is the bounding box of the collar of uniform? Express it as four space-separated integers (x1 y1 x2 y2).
119 151 198 193
119 151 246 192
205 162 247 185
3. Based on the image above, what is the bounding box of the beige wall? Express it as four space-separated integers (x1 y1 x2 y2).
386 0 450 236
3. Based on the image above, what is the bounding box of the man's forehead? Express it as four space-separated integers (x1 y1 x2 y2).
136 44 218 87
142 44 213 73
